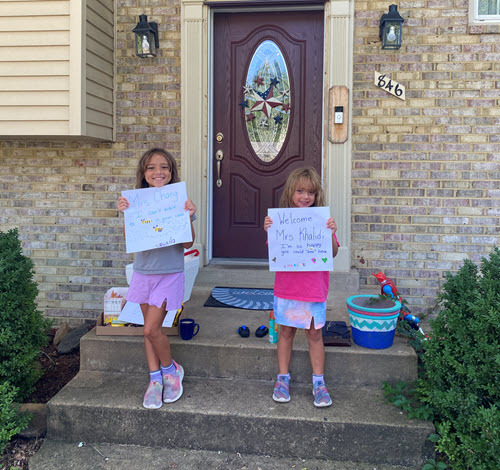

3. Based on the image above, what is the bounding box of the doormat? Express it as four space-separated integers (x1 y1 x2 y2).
204 287 274 310
322 321 351 347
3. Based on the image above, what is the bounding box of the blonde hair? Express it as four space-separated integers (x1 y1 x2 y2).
279 167 325 208
135 148 180 189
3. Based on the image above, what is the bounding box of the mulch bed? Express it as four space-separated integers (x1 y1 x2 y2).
1 329 81 470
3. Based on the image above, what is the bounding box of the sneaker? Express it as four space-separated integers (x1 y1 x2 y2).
272 376 290 403
163 360 184 403
313 380 332 407
143 380 163 409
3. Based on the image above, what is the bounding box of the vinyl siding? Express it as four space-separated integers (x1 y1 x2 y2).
0 0 114 139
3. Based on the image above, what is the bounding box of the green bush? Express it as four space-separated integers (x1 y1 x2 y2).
417 247 500 469
0 229 50 402
0 381 31 455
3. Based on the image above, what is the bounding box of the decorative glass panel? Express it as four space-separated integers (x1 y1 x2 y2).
242 40 291 163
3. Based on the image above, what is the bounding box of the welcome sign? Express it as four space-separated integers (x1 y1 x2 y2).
122 182 192 253
267 207 333 272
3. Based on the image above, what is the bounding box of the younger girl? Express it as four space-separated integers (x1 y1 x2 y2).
264 167 339 407
117 148 196 409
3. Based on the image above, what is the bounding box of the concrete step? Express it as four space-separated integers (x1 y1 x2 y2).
195 263 361 293
81 287 418 387
29 440 420 470
45 371 434 467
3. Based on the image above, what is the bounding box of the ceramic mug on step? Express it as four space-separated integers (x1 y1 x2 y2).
180 318 200 340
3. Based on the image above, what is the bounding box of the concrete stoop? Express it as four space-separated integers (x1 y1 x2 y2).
31 267 435 468
29 440 417 470
195 265 361 293
41 371 433 468
80 327 418 388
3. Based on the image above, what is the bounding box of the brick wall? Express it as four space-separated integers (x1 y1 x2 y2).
0 0 181 323
1 0 499 322
352 1 500 314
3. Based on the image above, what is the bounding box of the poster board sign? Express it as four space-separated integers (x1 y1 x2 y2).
122 182 192 254
118 301 178 327
267 207 333 272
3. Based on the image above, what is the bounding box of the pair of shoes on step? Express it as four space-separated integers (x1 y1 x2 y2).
237 325 269 338
272 376 332 407
143 360 184 409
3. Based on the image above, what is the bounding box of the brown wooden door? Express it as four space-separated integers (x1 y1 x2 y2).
213 11 324 258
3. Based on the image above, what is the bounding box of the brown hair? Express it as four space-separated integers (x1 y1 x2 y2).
135 148 180 189
279 167 325 208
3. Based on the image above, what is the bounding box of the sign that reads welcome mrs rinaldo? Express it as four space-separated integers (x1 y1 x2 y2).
267 207 333 272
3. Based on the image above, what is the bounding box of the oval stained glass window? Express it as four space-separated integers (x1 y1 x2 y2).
242 40 291 163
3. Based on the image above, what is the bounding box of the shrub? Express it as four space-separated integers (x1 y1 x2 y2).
0 229 50 402
0 381 30 455
417 247 500 469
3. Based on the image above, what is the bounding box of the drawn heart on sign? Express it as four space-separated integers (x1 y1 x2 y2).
322 258 328 263
311 258 316 263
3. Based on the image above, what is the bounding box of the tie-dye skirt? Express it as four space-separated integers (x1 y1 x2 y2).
273 296 326 330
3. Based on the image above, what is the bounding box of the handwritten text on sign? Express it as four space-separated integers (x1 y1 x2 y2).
122 182 192 254
267 207 333 272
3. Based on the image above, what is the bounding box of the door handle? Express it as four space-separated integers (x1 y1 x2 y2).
215 150 224 188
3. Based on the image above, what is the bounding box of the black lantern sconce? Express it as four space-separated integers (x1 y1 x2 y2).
379 4 404 50
132 14 159 58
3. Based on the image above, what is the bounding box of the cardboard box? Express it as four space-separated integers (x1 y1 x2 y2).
95 312 181 336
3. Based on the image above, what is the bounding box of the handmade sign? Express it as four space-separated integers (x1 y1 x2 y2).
118 301 178 327
122 182 192 253
267 207 333 272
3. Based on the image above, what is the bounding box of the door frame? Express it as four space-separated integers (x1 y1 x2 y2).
181 0 353 271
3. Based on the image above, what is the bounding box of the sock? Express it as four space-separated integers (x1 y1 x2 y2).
161 362 175 376
149 369 162 383
278 373 290 380
313 374 324 385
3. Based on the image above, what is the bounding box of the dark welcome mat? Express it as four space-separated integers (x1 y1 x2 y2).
322 321 351 347
204 287 274 310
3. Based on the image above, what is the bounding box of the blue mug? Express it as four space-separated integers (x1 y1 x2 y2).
180 318 200 341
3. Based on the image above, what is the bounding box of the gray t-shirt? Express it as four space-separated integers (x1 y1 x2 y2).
132 214 196 275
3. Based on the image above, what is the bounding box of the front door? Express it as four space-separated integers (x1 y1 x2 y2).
212 11 324 258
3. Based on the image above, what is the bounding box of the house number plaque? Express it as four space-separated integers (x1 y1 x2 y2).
374 72 405 101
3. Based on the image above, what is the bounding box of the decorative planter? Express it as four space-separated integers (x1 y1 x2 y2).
346 295 401 349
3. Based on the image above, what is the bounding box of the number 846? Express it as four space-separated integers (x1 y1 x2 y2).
377 74 403 97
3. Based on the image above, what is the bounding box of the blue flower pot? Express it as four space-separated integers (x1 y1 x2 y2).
347 295 401 349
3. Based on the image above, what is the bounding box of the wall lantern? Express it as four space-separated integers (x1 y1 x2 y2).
379 4 404 50
132 14 159 58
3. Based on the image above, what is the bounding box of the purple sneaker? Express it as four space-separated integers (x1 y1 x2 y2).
272 376 290 403
143 380 163 409
313 380 332 407
162 360 184 403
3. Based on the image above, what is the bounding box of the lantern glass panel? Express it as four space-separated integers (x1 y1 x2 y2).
136 31 156 57
383 22 402 49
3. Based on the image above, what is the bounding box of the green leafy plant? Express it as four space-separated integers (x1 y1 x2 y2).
0 229 51 402
422 458 447 470
417 247 500 469
396 318 427 358
382 380 434 421
0 381 31 455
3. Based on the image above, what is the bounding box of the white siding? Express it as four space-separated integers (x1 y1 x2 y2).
0 0 114 140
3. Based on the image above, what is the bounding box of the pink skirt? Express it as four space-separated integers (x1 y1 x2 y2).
126 271 184 310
